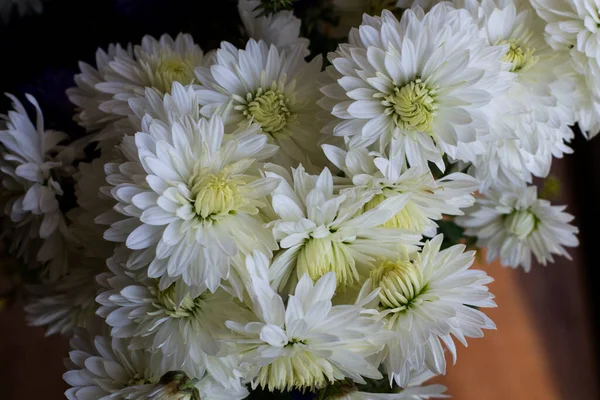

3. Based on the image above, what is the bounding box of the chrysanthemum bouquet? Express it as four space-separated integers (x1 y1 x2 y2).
0 0 590 398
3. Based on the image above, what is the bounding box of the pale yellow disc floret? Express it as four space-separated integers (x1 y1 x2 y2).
382 79 436 133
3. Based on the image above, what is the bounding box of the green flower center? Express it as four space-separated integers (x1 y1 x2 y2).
504 209 537 239
370 259 428 311
297 238 359 290
155 56 195 93
155 284 205 319
383 79 436 133
189 172 245 220
499 39 538 72
243 88 295 136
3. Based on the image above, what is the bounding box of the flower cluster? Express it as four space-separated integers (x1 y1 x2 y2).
0 0 588 398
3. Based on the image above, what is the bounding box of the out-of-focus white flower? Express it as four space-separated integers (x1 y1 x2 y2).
63 331 245 400
238 0 309 52
359 235 496 386
456 185 579 271
453 0 576 189
527 0 600 139
318 6 511 171
225 251 391 392
0 94 70 279
266 164 421 293
323 144 477 236
67 44 133 133
68 34 208 133
0 0 43 23
96 246 252 382
24 252 105 337
195 39 325 167
103 85 278 290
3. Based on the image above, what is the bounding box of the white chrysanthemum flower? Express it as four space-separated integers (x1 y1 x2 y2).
455 185 579 271
323 144 477 236
238 0 309 52
318 6 511 170
103 87 279 289
0 0 43 22
64 331 247 400
24 252 105 337
225 251 391 392
96 246 251 381
266 164 422 293
0 94 71 278
531 0 600 60
194 39 325 167
358 235 496 387
25 150 117 337
569 56 600 138
453 0 576 189
67 44 134 132
527 0 600 138
69 33 208 132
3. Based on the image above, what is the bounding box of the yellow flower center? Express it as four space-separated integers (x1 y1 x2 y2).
297 238 359 290
370 259 428 312
154 56 195 93
255 350 336 391
383 79 436 133
189 172 245 220
363 193 426 233
243 88 296 136
154 284 205 319
504 209 537 239
499 39 538 72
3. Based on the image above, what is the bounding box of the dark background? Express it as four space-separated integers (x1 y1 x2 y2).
0 1 599 399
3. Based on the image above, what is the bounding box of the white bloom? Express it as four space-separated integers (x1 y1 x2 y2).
96 246 251 381
0 94 70 278
323 144 478 236
195 39 325 167
0 0 43 22
64 331 243 400
531 0 600 60
453 0 576 189
67 43 133 132
359 235 496 387
225 251 391 392
266 164 421 293
456 185 579 271
238 0 309 52
24 253 105 336
318 6 511 170
529 0 600 138
69 34 208 131
69 154 121 260
103 86 278 290
569 56 600 138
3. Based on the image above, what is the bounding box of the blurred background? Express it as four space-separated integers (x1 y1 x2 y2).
0 1 598 399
